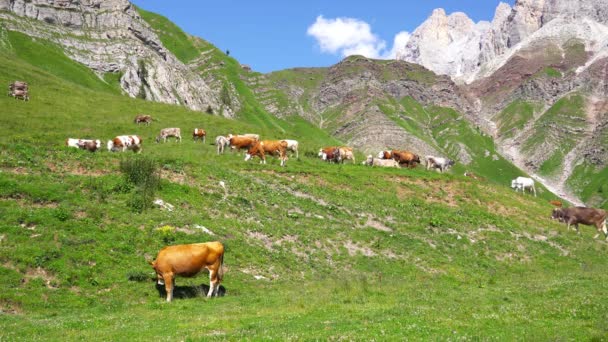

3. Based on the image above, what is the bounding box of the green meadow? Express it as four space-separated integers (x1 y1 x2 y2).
0 22 608 341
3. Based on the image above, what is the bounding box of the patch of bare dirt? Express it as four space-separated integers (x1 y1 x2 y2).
24 267 58 289
361 215 393 232
247 231 274 251
343 240 376 257
46 162 109 177
0 299 22 315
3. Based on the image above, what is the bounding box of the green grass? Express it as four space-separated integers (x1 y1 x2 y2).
1 19 608 341
523 94 587 176
494 100 540 139
136 7 206 64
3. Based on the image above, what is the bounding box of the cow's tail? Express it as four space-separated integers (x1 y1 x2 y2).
217 252 225 282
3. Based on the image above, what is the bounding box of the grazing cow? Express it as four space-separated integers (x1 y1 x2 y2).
150 241 225 302
156 128 182 143
193 128 206 143
364 155 400 168
107 135 142 153
215 135 230 154
245 140 288 166
134 114 153 125
66 138 101 150
10 89 29 101
338 147 355 164
549 200 563 208
229 136 258 153
392 150 421 168
426 156 455 173
78 140 101 152
378 150 393 159
511 177 536 197
280 139 299 159
551 207 607 240
319 147 341 163
228 133 260 142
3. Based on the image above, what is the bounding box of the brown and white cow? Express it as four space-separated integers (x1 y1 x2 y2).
193 128 206 143
229 135 258 153
552 207 607 240
107 135 143 153
319 147 341 163
392 150 421 168
156 128 182 143
10 89 29 101
377 150 393 160
150 241 225 302
245 140 288 166
66 138 102 151
364 155 400 168
134 114 153 125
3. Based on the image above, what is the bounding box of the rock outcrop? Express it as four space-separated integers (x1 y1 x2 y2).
0 0 218 111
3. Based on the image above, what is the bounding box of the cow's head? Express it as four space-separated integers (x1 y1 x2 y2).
510 179 517 189
551 208 564 221
366 155 373 165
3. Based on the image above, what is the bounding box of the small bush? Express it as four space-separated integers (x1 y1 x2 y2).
119 156 160 213
119 156 160 189
127 270 151 282
53 206 72 222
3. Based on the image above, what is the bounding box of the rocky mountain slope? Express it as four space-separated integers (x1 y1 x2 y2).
394 0 608 207
0 0 219 112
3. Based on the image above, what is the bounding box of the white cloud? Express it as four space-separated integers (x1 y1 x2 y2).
307 15 410 60
384 31 411 59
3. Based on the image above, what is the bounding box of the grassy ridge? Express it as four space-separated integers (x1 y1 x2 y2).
1 24 608 341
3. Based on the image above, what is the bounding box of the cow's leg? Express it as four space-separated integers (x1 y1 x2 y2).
163 273 174 302
207 269 218 298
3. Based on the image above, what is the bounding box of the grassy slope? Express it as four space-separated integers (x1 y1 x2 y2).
493 100 541 139
0 27 608 341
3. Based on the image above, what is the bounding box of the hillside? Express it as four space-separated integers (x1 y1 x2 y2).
1 19 608 341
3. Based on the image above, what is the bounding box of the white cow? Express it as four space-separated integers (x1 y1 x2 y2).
364 155 400 168
511 177 536 197
426 156 455 173
156 128 182 143
215 135 230 154
280 139 299 159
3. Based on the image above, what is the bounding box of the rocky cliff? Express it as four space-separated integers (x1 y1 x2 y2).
0 0 218 111
395 0 608 206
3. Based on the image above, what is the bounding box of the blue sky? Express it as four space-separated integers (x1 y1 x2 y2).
131 1 515 73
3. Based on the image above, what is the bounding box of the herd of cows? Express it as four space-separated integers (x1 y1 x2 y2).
62 114 608 302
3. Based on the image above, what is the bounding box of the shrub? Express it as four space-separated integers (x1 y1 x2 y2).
127 270 151 282
119 156 160 213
